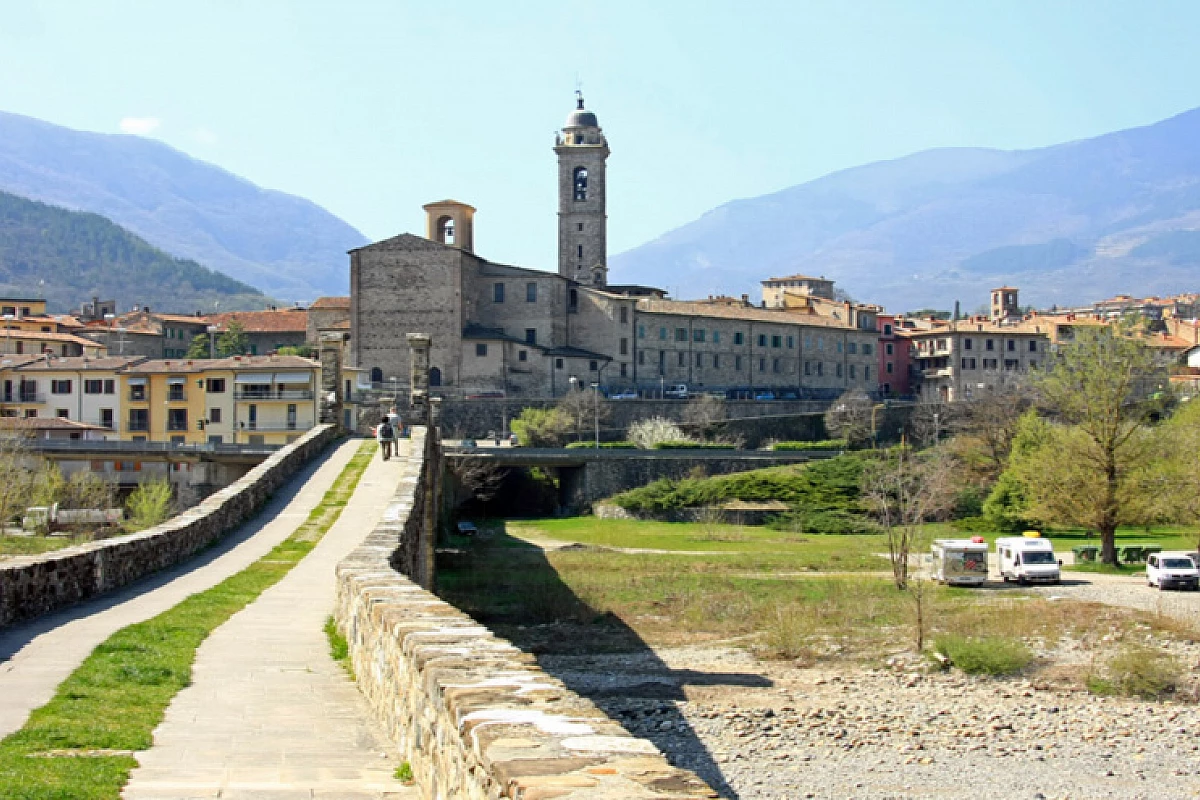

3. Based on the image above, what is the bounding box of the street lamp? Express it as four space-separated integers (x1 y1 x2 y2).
590 382 600 448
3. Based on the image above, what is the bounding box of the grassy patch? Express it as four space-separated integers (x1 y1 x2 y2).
1087 645 1182 699
0 439 377 800
324 616 355 680
0 534 89 558
933 634 1033 675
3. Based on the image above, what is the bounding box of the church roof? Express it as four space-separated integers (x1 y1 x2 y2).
349 233 457 254
564 92 599 128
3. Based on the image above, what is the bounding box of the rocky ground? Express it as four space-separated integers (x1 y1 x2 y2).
541 641 1200 800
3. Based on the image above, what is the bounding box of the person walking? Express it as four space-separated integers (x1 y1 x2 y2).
376 416 395 460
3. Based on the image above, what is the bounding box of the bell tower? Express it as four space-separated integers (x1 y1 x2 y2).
555 92 609 286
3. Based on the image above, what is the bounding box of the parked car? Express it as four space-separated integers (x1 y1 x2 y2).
456 521 478 537
610 389 638 400
664 384 689 399
1146 552 1199 591
754 391 776 401
996 534 1061 584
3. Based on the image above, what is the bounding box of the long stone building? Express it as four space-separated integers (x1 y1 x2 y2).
349 95 881 399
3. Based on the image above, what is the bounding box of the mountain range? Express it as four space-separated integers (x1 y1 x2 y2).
0 111 367 302
610 106 1200 313
0 190 269 313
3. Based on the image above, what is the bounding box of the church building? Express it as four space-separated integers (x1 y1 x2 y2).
348 95 881 399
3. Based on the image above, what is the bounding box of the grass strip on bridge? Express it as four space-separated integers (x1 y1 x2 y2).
0 439 378 800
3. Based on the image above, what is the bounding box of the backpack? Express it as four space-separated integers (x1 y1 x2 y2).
378 421 394 439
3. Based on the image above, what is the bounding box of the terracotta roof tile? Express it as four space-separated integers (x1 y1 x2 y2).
210 310 308 333
309 296 350 310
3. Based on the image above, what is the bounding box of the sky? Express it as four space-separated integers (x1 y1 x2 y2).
2 1 1200 273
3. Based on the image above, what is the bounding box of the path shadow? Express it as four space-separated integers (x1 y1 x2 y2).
0 444 338 664
436 524 772 799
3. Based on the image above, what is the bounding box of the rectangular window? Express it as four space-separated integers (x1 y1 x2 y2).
986 339 995 351
865 366 870 381
209 408 222 423
638 350 645 365
493 283 505 303
885 343 893 356
129 384 146 402
638 325 645 339
735 355 742 370
757 334 767 347
836 340 844 353
576 222 583 231
620 363 627 377
712 331 720 344
659 327 667 340
620 338 628 355
693 329 705 342
526 282 537 302
475 343 488 356
787 335 794 349
678 352 685 366
206 378 226 393
167 408 188 431
696 352 703 367
100 408 113 428
128 408 149 431
817 336 824 351
1007 339 1016 352
1005 359 1019 370
771 335 781 348
675 328 687 342
734 332 744 345
51 380 72 394
56 408 69 419
577 244 583 258
850 364 857 379
525 328 537 345
817 362 824 376
804 361 811 376
964 338 973 350
759 358 766 372
555 358 564 369
836 363 843 378
884 324 893 336
863 343 873 355
848 342 857 354
620 306 628 324
772 358 780 373
518 350 527 362
1029 340 1038 352
589 360 598 372
713 354 719 369
886 362 894 374
104 379 115 394
84 379 104 394
984 358 998 370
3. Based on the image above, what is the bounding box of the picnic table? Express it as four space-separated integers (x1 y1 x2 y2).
1071 545 1099 562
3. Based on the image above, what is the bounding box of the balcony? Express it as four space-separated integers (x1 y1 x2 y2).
922 367 954 379
9 392 46 404
128 392 148 403
234 389 314 401
239 421 307 433
126 420 150 432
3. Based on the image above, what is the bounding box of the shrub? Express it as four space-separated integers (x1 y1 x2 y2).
511 406 572 447
1087 645 1180 699
124 479 174 532
652 441 735 449
565 441 636 449
981 471 1033 532
933 634 1032 675
768 508 879 535
772 439 849 451
628 417 691 449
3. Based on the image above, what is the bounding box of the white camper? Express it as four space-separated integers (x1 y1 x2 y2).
996 533 1061 585
931 538 989 586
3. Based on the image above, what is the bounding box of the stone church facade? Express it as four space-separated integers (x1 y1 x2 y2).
349 95 880 399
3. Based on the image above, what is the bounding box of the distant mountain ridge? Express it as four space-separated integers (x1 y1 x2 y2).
0 111 367 301
0 190 269 313
611 107 1200 312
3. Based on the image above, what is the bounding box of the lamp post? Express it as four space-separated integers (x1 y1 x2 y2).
590 382 600 448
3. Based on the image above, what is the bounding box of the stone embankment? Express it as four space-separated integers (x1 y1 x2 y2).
335 425 719 799
0 424 338 627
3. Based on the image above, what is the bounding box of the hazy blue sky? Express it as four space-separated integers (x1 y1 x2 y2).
2 1 1200 272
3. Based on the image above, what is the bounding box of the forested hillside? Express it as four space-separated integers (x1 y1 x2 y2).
0 190 270 313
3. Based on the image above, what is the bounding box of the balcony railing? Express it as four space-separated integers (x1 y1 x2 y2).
166 422 189 432
234 389 314 401
126 420 150 432
4 392 47 404
167 390 187 402
922 367 953 379
128 392 147 402
240 421 304 432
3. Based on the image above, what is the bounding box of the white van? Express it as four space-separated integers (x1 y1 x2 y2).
996 534 1061 585
1146 552 1199 591
931 538 989 586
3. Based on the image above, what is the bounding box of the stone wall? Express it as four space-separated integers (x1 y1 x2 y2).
0 424 339 628
335 426 720 799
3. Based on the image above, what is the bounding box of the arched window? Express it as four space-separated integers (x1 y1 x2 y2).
428 367 442 387
369 367 383 387
573 167 588 201
436 216 455 245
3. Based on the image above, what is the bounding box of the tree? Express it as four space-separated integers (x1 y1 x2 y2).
1021 325 1165 564
628 417 691 449
1139 398 1200 550
862 446 957 591
682 395 726 439
825 389 874 448
557 387 610 443
510 406 572 447
0 434 38 531
954 380 1029 477
907 397 952 450
186 333 212 359
216 321 250 357
125 479 174 532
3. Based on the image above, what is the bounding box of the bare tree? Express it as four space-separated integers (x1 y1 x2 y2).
955 378 1029 476
557 388 610 444
447 455 507 504
907 397 952 450
825 388 874 448
0 433 37 532
682 395 726 439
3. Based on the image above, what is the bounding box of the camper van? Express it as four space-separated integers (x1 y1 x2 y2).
931 538 989 586
996 533 1061 585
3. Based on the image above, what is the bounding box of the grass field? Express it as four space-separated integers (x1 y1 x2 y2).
0 440 376 800
436 517 1191 658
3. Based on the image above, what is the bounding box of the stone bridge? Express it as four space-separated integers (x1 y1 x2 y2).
446 445 836 512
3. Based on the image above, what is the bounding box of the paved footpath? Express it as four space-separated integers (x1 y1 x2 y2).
123 441 417 800
0 438 361 740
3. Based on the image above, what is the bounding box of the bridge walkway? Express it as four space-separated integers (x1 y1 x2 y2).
0 438 360 740
122 439 416 799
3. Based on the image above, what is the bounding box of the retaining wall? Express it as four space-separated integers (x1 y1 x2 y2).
0 424 339 628
335 425 720 800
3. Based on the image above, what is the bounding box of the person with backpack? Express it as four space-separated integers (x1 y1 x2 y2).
377 416 396 460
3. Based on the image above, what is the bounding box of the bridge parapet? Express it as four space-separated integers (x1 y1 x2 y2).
335 426 720 799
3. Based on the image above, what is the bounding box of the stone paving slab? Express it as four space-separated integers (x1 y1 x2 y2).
123 442 418 800
0 438 361 740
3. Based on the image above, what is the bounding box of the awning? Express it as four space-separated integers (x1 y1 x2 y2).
234 373 273 384
273 372 312 384
167 377 185 385
126 377 147 386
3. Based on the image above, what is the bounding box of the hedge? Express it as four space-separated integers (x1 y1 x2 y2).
771 439 849 451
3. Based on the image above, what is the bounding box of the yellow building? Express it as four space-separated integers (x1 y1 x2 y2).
118 360 209 444
200 355 319 446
